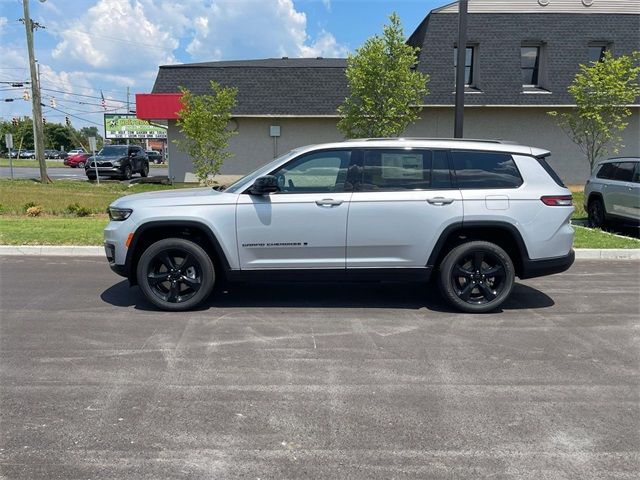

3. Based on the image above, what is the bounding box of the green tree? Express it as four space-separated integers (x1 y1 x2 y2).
175 81 238 184
548 51 640 171
44 123 73 151
337 12 429 138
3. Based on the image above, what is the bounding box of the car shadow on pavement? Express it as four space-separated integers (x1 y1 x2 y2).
100 280 554 313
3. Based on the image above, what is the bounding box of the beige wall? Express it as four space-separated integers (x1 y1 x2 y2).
406 107 640 185
167 107 639 185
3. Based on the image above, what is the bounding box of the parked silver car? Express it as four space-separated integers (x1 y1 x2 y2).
584 157 640 227
104 138 575 313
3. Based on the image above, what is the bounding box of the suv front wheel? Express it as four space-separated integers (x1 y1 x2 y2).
136 238 216 311
438 241 515 313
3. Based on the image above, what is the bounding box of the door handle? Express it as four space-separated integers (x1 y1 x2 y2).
315 198 343 207
427 197 455 205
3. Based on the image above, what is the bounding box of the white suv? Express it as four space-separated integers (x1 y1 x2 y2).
104 139 575 313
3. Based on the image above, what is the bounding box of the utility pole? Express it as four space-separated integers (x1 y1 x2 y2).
126 86 130 148
22 0 49 183
454 0 468 138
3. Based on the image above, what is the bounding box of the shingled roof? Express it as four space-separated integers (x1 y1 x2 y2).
151 58 348 116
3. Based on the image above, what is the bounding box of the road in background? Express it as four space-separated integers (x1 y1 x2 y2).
0 166 169 181
1 257 638 479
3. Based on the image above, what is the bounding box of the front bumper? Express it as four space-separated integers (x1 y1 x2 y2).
105 242 128 278
519 249 575 279
86 166 123 176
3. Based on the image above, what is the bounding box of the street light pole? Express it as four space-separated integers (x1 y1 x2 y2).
454 0 468 138
22 0 49 183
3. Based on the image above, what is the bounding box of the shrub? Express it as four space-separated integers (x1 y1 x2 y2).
26 205 43 217
65 203 92 217
23 201 37 212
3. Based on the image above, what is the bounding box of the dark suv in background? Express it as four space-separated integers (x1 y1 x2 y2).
86 145 149 180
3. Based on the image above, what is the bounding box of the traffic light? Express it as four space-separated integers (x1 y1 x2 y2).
65 116 70 126
42 117 47 125
12 117 18 127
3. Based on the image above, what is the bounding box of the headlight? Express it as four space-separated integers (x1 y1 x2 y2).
108 207 132 221
112 160 121 166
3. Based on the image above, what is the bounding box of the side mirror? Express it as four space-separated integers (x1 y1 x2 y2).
129 151 137 157
249 175 279 195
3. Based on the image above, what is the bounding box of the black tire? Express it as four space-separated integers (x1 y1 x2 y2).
77 161 85 169
438 241 515 313
122 165 132 180
136 238 215 311
588 197 606 228
86 174 96 181
140 162 149 177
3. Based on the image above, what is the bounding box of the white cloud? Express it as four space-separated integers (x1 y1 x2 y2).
322 0 331 12
180 0 349 60
0 17 7 36
51 0 178 71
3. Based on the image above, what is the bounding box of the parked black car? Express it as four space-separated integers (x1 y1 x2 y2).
85 145 149 180
146 150 163 164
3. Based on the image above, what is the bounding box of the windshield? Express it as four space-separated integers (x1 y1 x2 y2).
225 148 304 193
98 145 127 156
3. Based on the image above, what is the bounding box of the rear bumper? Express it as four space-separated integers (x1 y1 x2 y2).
519 250 575 279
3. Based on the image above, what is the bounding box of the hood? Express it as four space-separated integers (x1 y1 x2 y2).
110 186 236 209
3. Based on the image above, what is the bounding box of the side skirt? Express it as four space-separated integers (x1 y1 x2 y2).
225 267 433 284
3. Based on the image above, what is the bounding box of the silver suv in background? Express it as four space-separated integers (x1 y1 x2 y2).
584 157 640 228
104 138 575 313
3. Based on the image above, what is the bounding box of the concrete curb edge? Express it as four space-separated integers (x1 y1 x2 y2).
0 246 639 260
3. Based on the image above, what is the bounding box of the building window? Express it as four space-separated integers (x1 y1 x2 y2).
588 44 609 63
521 46 541 86
453 46 475 86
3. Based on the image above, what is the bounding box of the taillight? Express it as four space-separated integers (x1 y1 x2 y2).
540 195 573 206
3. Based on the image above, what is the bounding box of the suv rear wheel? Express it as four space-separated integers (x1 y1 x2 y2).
588 197 606 228
136 238 215 311
438 241 515 313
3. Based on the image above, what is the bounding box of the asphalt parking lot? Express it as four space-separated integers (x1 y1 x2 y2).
1 256 638 479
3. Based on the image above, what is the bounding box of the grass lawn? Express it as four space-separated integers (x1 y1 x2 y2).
0 216 107 245
572 225 640 249
0 179 189 215
0 158 65 168
0 181 637 249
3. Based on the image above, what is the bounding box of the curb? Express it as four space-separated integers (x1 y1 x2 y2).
0 246 639 260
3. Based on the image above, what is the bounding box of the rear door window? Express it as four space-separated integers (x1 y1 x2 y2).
596 163 617 180
359 149 433 191
451 151 523 189
613 162 635 182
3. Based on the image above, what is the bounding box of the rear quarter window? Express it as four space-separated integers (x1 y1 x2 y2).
536 156 565 187
452 151 523 189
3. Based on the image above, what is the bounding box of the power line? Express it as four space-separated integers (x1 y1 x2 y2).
43 103 103 126
39 74 135 97
41 86 128 104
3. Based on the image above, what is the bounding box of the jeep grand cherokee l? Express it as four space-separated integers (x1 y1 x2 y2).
104 138 575 313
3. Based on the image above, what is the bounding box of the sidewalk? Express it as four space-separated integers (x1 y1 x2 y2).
0 245 638 259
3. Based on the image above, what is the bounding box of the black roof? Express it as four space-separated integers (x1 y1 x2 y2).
152 58 347 115
151 10 639 113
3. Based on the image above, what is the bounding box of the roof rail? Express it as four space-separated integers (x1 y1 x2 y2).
345 137 519 145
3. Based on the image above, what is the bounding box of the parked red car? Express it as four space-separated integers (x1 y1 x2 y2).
64 153 91 168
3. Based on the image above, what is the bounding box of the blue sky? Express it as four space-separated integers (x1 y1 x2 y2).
0 0 444 130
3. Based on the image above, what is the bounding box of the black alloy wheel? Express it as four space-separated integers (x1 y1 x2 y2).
588 198 605 228
438 241 515 313
137 238 215 311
